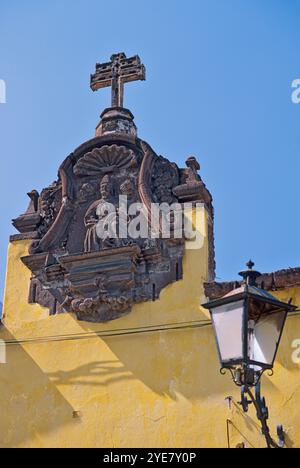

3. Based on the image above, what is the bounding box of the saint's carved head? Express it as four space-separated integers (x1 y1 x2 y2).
100 175 111 200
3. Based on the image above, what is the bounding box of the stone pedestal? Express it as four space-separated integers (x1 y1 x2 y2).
95 107 137 137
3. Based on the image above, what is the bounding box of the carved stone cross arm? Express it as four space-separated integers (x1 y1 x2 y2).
90 53 146 108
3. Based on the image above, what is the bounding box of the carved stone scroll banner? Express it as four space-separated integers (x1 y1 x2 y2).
14 107 214 322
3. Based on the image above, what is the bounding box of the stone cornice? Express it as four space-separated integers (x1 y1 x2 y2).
204 268 300 300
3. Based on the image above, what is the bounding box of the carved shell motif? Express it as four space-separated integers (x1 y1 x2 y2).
74 145 137 176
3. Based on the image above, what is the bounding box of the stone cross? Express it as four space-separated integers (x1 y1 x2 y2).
90 53 146 108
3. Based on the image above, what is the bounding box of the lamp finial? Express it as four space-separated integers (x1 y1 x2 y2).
239 260 261 286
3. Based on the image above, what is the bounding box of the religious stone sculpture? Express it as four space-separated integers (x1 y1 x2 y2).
13 53 215 322
84 174 115 252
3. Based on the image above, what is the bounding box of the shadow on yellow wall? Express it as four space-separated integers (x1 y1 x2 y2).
0 327 75 448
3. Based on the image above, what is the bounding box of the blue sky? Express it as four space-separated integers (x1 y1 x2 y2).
0 0 300 298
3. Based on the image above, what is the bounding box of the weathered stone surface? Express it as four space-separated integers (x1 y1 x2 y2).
15 124 214 322
12 190 41 234
204 268 300 300
95 108 137 138
12 54 214 322
90 53 146 108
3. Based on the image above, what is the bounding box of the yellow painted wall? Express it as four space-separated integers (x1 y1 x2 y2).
1 206 300 448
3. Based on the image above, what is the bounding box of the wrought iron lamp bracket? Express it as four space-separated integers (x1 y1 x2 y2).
240 382 285 449
221 368 285 448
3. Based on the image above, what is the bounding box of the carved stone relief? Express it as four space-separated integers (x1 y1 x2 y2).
13 111 214 322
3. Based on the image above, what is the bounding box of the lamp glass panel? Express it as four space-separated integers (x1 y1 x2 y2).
211 300 244 363
249 310 286 366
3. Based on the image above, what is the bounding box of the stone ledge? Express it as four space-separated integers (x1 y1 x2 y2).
204 267 300 300
10 232 40 242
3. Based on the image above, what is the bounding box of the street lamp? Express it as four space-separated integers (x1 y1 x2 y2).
203 261 297 448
